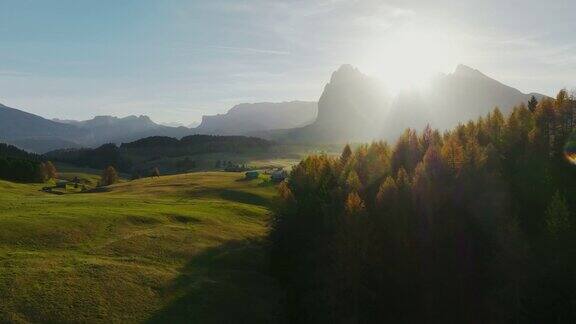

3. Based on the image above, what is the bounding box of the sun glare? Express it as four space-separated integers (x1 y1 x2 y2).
361 27 463 94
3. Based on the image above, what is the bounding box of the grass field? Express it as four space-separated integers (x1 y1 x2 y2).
0 172 285 323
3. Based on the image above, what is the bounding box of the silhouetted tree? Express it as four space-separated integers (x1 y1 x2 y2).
528 95 538 113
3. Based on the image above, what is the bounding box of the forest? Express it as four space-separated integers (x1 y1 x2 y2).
44 134 273 172
271 91 576 323
0 143 43 182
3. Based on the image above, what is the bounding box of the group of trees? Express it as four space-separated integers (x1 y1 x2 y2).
0 143 58 183
45 143 131 172
271 91 576 322
121 134 272 158
0 157 42 182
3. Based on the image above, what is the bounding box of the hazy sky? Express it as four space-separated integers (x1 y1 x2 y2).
1 0 575 124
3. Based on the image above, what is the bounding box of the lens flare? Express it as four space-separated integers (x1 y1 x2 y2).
564 131 576 165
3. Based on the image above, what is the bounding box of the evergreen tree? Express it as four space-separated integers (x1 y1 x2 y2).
528 95 538 113
340 144 353 165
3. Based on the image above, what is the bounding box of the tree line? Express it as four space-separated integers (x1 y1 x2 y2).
0 143 59 182
271 91 576 322
45 135 272 173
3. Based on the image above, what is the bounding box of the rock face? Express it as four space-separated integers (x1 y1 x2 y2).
285 65 391 143
195 101 317 135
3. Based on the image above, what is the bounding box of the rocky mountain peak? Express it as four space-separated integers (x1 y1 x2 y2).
453 64 488 78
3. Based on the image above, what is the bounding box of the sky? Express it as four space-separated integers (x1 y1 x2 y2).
1 0 576 124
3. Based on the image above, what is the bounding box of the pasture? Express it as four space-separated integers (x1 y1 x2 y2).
0 172 284 323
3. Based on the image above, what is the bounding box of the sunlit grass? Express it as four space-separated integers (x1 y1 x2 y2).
0 172 284 323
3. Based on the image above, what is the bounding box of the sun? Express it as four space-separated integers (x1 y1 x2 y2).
359 26 463 94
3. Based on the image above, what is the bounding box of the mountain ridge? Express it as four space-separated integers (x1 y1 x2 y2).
280 64 547 143
195 100 317 135
0 105 194 153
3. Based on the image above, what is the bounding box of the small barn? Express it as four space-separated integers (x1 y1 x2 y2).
245 171 259 180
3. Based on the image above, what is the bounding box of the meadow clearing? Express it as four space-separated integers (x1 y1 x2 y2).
0 172 285 323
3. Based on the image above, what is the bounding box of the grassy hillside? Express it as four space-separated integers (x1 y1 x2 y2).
0 172 285 323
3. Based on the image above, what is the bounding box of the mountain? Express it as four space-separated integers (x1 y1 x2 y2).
0 103 83 152
60 115 193 145
195 101 317 135
0 104 194 153
383 64 548 137
1 64 549 150
281 65 390 143
160 121 200 128
282 64 547 144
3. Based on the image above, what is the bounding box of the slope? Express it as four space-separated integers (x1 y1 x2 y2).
0 172 285 323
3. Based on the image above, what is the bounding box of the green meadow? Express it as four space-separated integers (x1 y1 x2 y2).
0 172 285 323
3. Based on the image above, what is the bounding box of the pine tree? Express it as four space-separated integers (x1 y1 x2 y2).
345 170 362 194
528 95 538 113
375 176 398 209
340 144 353 165
441 135 464 173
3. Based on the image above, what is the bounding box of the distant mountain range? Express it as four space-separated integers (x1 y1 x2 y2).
54 115 192 145
195 101 317 135
0 100 318 153
0 103 82 153
0 105 193 153
0 63 550 151
276 64 547 143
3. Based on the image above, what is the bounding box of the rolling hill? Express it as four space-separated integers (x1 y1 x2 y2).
0 171 285 323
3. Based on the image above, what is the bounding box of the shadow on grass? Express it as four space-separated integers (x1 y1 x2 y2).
83 187 111 194
186 189 270 207
147 239 286 324
219 189 269 207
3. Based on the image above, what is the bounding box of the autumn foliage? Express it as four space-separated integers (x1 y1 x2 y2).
271 91 576 322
